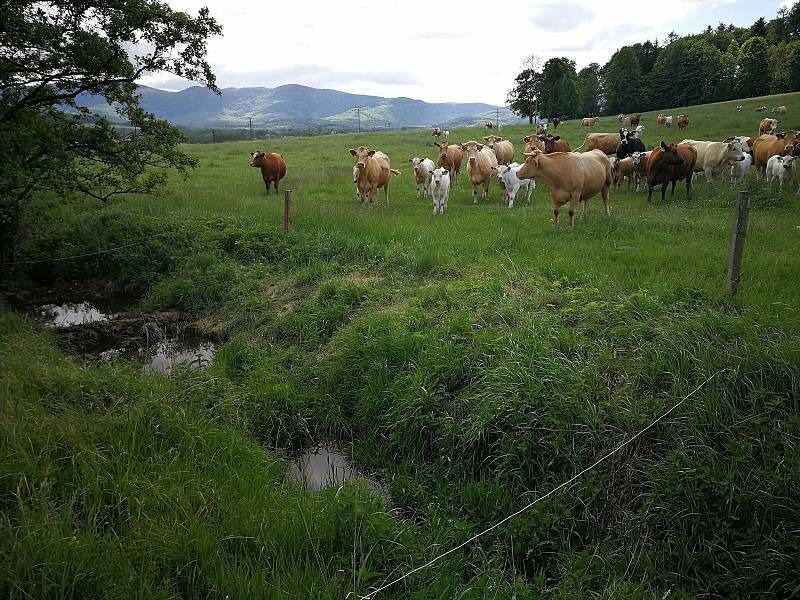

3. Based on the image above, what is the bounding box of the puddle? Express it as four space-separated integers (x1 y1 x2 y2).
290 443 384 493
100 337 216 374
37 301 117 327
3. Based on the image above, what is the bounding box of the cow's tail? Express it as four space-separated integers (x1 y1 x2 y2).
572 136 589 153
390 169 401 176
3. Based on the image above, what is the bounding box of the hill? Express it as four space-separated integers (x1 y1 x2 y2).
74 83 530 131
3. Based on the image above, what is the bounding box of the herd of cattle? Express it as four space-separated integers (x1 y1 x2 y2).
249 104 798 228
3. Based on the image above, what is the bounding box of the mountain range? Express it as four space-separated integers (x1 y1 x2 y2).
74 84 528 131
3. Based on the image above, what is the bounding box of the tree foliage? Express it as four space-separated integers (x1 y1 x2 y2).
538 58 579 119
603 47 643 114
507 68 540 124
738 36 771 98
577 63 602 117
0 0 221 267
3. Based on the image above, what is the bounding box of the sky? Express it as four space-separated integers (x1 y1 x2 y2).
139 0 793 105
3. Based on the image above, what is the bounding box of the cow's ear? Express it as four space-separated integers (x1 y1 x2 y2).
522 135 531 142
367 150 376 156
434 142 441 148
349 149 357 156
496 137 503 142
477 143 484 151
660 141 668 150
443 168 449 174
553 136 560 141
482 136 489 141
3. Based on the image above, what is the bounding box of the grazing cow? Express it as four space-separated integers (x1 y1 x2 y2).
541 134 571 153
483 135 514 165
736 105 743 112
657 114 666 126
434 141 463 185
496 163 535 208
349 146 400 205
759 118 780 135
730 152 752 186
552 117 561 129
522 134 545 153
754 106 768 112
665 116 673 127
629 114 641 127
617 113 625 123
631 151 651 191
536 124 548 135
645 141 697 202
517 148 611 228
612 156 636 190
583 132 623 155
773 106 787 116
430 167 451 214
680 138 747 180
753 131 799 175
250 151 287 194
766 155 796 189
409 157 436 197
582 116 599 127
485 120 494 130
460 140 498 203
616 129 646 160
677 115 689 129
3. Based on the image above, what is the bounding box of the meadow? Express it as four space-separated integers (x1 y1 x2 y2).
2 91 799 599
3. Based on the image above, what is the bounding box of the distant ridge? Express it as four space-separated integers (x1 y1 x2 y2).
74 84 529 131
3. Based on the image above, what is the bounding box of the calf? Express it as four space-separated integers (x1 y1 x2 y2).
541 134 571 153
582 116 599 127
631 151 651 191
430 167 451 214
612 156 636 190
496 163 534 208
629 114 641 127
460 140 498 203
730 152 752 186
250 151 287 194
665 116 673 127
657 114 666 126
409 157 436 197
773 106 787 116
677 115 689 129
435 141 463 185
766 155 796 190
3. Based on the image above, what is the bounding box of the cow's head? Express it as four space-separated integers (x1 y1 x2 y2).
461 141 484 163
409 157 423 173
725 139 746 164
658 141 685 166
543 135 561 153
777 155 796 170
349 146 375 171
250 151 266 167
431 167 449 187
518 149 542 179
483 135 502 148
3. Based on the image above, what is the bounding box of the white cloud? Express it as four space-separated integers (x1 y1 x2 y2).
139 0 770 104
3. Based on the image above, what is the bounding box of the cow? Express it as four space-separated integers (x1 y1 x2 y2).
766 155 796 190
617 113 625 123
612 156 636 190
483 135 514 165
495 163 535 208
723 135 756 153
759 118 780 135
522 134 545 153
730 152 752 186
754 106 768 112
552 117 561 129
432 127 442 138
430 167 451 214
631 150 651 192
409 157 436 197
583 132 623 155
434 141 463 185
629 114 641 127
753 131 799 175
536 123 548 135
485 120 494 130
677 115 689 129
665 116 673 127
657 114 666 126
680 139 747 180
349 146 400 205
250 151 287 194
773 106 787 116
616 129 646 160
736 105 743 112
582 116 599 127
541 134 571 153
634 125 645 138
460 140 498 203
645 142 697 202
517 148 611 228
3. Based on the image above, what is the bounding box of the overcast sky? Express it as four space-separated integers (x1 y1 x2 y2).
140 0 792 105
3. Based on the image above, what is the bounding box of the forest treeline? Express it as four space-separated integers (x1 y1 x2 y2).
507 6 800 121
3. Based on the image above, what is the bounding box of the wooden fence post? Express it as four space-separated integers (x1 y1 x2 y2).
338 569 347 600
283 190 292 233
727 191 750 296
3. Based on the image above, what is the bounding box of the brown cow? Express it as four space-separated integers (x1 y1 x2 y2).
617 113 625 123
631 151 651 192
250 151 287 194
657 114 666 126
517 148 611 228
583 133 622 155
552 117 561 129
677 115 689 129
522 134 545 153
541 134 571 153
629 114 641 127
483 135 514 165
645 142 697 202
773 106 787 116
460 140 498 203
349 146 400 205
435 141 463 185
612 156 636 190
752 131 799 175
582 117 599 127
759 118 780 135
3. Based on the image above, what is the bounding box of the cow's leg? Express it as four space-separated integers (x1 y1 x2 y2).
686 174 693 197
647 183 653 202
567 194 579 228
483 179 490 200
601 185 610 217
661 182 667 202
581 198 589 219
472 181 478 204
670 179 678 196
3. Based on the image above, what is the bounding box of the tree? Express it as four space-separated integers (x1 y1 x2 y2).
646 39 691 109
507 68 540 124
537 58 579 119
750 17 768 38
0 0 221 268
576 63 602 117
682 40 724 104
738 36 771 97
603 47 643 114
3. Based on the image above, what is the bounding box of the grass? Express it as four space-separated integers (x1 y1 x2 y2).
2 91 800 598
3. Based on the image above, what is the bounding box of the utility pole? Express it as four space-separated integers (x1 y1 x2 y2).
249 117 252 140
211 129 215 144
354 106 363 134
496 107 500 130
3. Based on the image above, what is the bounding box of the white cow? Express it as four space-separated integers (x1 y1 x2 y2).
430 167 451 214
681 138 747 180
730 152 752 186
766 155 795 190
634 125 645 138
496 164 535 208
409 157 436 197
665 116 673 127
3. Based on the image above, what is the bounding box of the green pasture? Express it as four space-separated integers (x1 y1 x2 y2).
2 92 799 599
